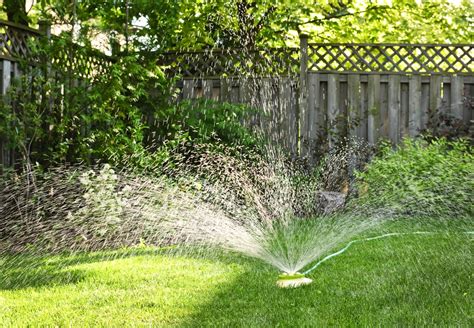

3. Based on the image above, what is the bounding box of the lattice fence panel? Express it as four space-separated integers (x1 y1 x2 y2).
0 21 40 59
308 44 474 74
0 21 114 80
50 41 114 80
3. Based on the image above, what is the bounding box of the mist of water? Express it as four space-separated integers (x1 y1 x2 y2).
0 140 385 279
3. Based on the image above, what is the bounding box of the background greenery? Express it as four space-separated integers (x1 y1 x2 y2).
1 0 472 172
4 0 470 49
356 138 473 218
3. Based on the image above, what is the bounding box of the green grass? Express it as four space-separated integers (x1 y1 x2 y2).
0 219 472 327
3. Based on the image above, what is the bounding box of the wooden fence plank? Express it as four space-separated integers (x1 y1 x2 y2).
327 74 339 148
2 59 11 95
367 75 381 144
240 78 251 105
420 83 430 130
347 74 361 140
429 75 442 130
380 81 389 139
464 84 474 122
260 78 274 137
388 75 401 144
230 84 240 103
319 81 328 146
442 80 451 115
408 75 422 136
289 81 298 154
400 82 409 137
183 79 195 99
450 76 464 120
359 81 368 141
278 78 291 148
307 73 320 163
339 81 348 139
202 79 213 99
220 78 232 102
1 59 12 168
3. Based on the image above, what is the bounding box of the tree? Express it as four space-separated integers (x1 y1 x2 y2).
33 0 473 52
2 0 29 26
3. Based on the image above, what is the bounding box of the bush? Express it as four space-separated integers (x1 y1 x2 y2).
155 99 261 149
0 34 172 169
356 138 473 217
140 99 263 171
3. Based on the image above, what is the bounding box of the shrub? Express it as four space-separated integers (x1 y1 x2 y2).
154 99 261 149
0 34 172 169
356 138 473 217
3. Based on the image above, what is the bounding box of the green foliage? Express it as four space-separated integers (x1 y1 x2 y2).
34 0 471 52
0 34 172 168
155 99 260 150
356 138 473 217
76 164 124 237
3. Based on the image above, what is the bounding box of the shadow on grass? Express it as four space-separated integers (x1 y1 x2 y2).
0 247 184 291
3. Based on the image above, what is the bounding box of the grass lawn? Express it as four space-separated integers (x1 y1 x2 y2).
0 218 472 327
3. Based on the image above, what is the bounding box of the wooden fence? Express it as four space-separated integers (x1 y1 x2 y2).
1 20 473 167
162 36 474 160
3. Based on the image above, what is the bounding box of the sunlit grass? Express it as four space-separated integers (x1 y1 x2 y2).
0 219 472 327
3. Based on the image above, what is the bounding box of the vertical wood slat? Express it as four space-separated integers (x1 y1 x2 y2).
464 84 474 122
347 74 361 139
1 60 12 168
359 81 368 141
367 75 381 144
339 81 348 139
420 83 430 130
442 82 451 116
220 78 231 102
307 73 320 164
408 75 422 137
450 76 464 120
429 75 442 130
260 78 273 138
240 78 253 105
380 82 389 139
289 81 298 155
230 84 240 103
388 75 401 144
1 60 11 95
300 74 310 159
279 77 291 149
202 79 213 99
400 82 409 138
182 79 195 99
319 81 328 146
327 74 339 148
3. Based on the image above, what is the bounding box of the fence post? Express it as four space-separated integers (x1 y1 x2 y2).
38 20 51 39
38 20 53 162
299 34 309 158
1 59 12 170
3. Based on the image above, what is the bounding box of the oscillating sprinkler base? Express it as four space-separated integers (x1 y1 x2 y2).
276 272 313 288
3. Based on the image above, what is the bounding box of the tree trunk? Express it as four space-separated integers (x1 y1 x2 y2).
3 0 29 26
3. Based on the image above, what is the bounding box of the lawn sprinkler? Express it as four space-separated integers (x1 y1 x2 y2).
276 272 312 288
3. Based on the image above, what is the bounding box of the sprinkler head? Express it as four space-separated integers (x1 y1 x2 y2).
276 272 312 288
